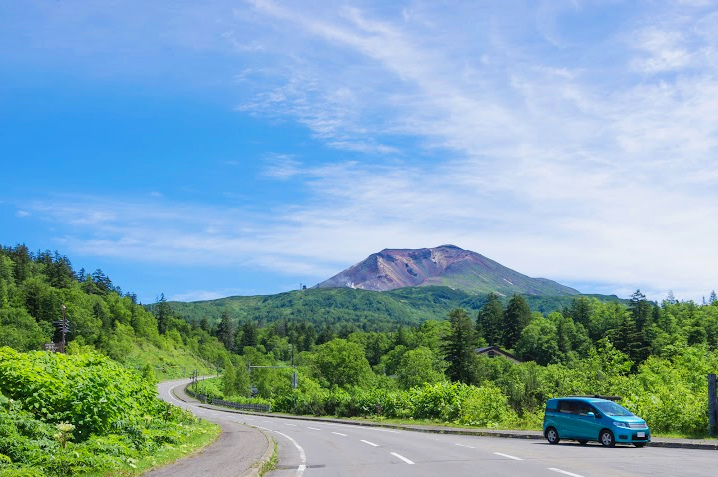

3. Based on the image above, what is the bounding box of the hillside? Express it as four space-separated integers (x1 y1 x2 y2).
164 286 621 330
315 245 580 296
0 244 223 379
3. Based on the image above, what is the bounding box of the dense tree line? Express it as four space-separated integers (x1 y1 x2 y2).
0 244 230 376
197 289 718 436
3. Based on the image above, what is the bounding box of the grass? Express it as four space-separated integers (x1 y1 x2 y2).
86 419 221 477
258 439 278 476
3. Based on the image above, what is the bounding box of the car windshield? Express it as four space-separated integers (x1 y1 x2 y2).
593 401 634 417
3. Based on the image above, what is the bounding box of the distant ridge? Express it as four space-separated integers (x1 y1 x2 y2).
315 245 579 296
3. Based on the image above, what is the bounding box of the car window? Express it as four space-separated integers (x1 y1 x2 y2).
558 400 578 414
577 402 594 415
593 401 634 417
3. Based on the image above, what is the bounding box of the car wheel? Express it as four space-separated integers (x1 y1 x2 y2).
578 440 588 445
599 429 615 447
545 427 560 445
634 443 646 448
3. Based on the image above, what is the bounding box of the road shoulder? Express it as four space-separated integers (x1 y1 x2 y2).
147 379 275 477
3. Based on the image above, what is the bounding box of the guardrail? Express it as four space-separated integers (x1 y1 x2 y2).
184 386 271 413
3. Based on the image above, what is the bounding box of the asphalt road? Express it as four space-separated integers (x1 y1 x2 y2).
152 379 271 477
155 380 718 477
251 414 718 477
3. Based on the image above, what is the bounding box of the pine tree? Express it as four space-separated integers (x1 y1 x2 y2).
441 308 477 383
629 290 652 332
566 297 591 327
237 320 259 350
155 293 172 335
216 311 236 352
476 293 504 346
503 295 531 349
612 313 647 369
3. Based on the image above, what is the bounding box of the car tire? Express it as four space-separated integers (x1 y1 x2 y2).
578 440 588 445
634 443 646 448
545 427 560 445
599 429 615 447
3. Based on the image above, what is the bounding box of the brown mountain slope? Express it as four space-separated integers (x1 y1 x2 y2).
315 245 579 296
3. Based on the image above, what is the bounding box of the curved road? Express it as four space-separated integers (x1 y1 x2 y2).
153 379 271 477
158 380 717 477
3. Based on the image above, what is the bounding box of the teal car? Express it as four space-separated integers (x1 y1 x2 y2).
543 396 650 447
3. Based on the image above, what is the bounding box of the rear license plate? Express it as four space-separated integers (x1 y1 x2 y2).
637 432 645 438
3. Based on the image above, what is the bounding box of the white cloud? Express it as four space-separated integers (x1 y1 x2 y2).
170 289 247 302
261 154 302 179
631 29 692 73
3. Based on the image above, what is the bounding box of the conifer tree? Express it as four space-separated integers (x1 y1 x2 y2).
237 320 259 350
155 293 172 335
441 308 477 383
476 293 504 346
216 311 235 352
503 295 531 349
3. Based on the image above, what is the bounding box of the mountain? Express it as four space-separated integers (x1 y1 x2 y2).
315 245 580 296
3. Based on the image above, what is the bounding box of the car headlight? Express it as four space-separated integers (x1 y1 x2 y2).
613 421 630 428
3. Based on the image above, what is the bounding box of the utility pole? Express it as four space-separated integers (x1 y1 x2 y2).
710 374 717 435
54 304 70 353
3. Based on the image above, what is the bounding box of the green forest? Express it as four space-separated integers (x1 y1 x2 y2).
1 243 718 475
0 245 229 476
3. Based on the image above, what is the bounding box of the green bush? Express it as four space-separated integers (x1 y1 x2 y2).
0 348 207 476
458 383 516 427
0 347 161 440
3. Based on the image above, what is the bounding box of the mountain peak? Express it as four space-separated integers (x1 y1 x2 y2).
316 246 579 296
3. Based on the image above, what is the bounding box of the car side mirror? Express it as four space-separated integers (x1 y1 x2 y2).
587 412 596 418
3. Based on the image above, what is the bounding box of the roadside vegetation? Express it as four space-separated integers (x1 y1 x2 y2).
0 347 219 476
192 293 718 438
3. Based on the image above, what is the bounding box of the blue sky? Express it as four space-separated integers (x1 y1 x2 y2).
1 0 717 304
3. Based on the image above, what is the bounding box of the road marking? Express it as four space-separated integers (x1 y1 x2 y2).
275 431 307 477
361 440 379 447
455 443 475 449
391 452 415 465
285 423 298 427
494 452 523 461
549 468 585 477
365 427 401 434
307 427 322 430
332 432 347 436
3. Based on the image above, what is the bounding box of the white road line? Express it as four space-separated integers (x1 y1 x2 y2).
361 440 379 447
494 452 523 461
275 431 307 477
365 427 401 434
455 443 475 449
548 468 585 477
332 432 348 437
307 427 322 430
285 423 298 426
391 452 415 465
